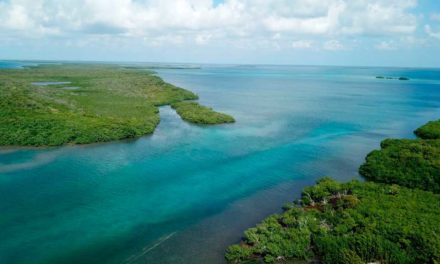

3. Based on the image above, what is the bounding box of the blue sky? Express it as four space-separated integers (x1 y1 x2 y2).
0 0 440 67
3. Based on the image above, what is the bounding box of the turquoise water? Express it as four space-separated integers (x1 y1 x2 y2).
0 61 37 69
1 63 440 264
0 61 24 69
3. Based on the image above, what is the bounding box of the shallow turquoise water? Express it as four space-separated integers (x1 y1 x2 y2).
1 64 440 264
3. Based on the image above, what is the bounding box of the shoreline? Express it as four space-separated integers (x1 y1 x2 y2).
226 120 440 263
0 64 234 147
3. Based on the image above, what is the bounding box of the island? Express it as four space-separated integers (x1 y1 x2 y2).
226 120 440 264
375 76 410 81
0 64 234 146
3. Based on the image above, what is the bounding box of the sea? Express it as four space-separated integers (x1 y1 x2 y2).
1 61 439 264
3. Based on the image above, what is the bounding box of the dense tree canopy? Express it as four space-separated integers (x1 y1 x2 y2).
415 120 440 139
226 178 440 263
0 64 234 146
359 139 440 193
226 120 440 264
171 101 235 125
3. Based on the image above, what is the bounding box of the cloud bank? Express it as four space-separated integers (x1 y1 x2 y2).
0 0 439 65
0 0 418 41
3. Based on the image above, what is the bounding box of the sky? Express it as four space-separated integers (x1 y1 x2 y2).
0 0 440 67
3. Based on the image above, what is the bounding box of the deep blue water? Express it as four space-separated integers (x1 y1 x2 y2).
1 62 439 264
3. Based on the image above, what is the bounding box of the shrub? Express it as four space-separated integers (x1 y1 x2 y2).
415 120 440 139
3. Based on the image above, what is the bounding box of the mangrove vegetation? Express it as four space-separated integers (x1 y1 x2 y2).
359 139 440 193
0 64 234 146
414 119 440 139
226 120 440 264
171 101 235 125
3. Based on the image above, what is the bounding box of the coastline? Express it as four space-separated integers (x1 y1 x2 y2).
226 120 440 264
0 64 234 147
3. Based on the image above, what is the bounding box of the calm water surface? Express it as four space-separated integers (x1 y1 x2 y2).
1 63 440 264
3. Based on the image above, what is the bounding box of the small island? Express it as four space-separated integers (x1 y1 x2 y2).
171 101 235 125
0 64 234 146
226 120 440 264
375 76 410 81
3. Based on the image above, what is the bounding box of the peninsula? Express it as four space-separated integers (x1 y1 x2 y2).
0 64 234 146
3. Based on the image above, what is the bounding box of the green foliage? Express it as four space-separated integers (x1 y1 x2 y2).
171 101 235 125
226 179 440 263
0 64 226 146
226 209 316 263
359 139 440 193
415 120 440 139
225 245 255 264
227 120 440 263
337 249 364 264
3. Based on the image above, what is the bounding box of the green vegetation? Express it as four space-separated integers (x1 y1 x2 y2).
171 101 235 125
360 119 440 193
359 139 440 193
123 65 201 70
226 120 440 264
374 76 410 81
0 64 233 146
226 178 440 264
415 119 440 139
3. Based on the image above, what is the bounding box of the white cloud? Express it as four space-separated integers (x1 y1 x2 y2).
0 1 419 35
0 0 421 50
339 0 417 35
425 25 440 40
262 1 345 35
291 40 314 49
400 35 426 46
323 40 343 51
375 41 396 50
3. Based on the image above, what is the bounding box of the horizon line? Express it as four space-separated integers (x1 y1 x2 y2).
1 58 440 70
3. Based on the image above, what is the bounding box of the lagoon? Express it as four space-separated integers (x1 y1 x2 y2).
1 63 440 264
31 81 72 86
